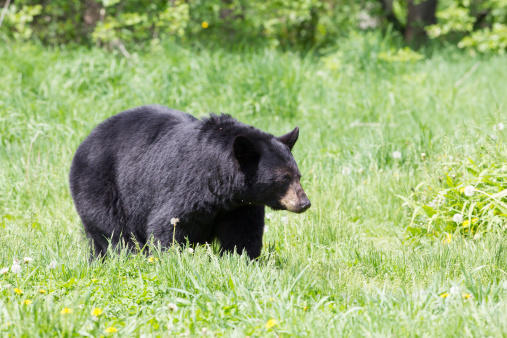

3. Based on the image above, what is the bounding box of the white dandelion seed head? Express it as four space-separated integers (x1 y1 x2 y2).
432 192 446 206
0 267 9 275
170 218 180 225
186 247 194 254
48 260 57 269
168 303 178 311
464 185 475 197
494 122 504 131
392 151 402 159
453 213 463 224
23 257 33 264
450 286 460 296
341 167 352 175
11 261 21 274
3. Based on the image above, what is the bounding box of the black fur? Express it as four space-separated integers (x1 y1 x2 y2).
69 105 309 259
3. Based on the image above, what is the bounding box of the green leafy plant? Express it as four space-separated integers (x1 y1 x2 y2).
427 0 507 54
2 4 42 40
458 23 507 54
426 5 474 38
92 0 190 45
403 141 507 241
0 0 366 49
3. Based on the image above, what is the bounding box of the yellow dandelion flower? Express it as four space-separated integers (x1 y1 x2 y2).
443 233 452 244
440 292 449 298
61 307 73 314
201 21 209 29
91 278 98 283
14 288 23 295
105 326 118 333
303 306 309 311
463 217 479 226
39 289 47 294
462 293 472 300
24 299 32 305
91 307 103 317
265 319 277 329
148 256 157 263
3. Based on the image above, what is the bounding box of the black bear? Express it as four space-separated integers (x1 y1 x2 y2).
69 105 310 259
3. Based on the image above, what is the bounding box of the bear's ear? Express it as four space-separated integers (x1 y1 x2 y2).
233 135 260 174
277 127 299 150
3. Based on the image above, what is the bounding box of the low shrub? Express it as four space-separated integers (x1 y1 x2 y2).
403 135 506 241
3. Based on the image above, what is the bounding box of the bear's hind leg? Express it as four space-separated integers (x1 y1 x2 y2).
71 158 128 259
214 206 265 260
78 196 125 259
86 225 110 259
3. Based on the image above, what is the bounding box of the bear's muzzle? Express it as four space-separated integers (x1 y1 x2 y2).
279 180 311 213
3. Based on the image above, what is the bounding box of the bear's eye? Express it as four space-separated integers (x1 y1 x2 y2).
282 173 292 182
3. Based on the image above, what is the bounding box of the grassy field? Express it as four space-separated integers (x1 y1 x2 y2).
0 40 506 336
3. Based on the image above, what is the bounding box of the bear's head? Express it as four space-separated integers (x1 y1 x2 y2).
233 127 311 213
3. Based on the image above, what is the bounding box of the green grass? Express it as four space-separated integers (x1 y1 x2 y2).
0 40 506 336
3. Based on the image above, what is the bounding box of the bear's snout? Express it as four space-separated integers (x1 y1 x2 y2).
279 180 311 213
297 195 311 213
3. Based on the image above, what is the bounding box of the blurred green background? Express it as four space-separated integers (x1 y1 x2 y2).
1 0 506 53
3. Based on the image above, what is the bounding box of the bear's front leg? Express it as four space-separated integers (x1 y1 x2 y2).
145 210 187 249
214 205 265 260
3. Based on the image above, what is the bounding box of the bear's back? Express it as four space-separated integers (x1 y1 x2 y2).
71 105 198 190
102 105 196 138
83 105 196 152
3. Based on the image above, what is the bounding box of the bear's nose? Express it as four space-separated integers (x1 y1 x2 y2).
299 199 311 212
